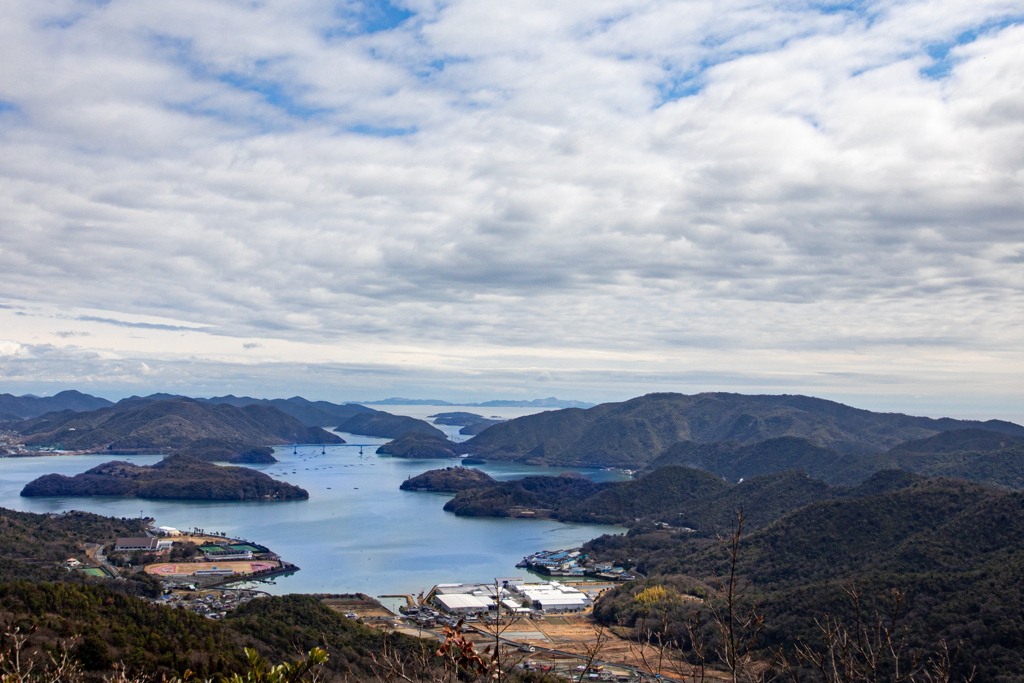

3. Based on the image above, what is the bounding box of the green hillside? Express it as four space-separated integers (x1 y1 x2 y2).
14 398 342 455
442 465 919 529
335 412 446 439
589 479 1024 681
463 392 1024 468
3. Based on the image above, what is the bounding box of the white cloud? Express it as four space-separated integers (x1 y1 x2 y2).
0 0 1022 418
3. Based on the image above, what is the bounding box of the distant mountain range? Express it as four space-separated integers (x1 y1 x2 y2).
13 398 341 458
462 392 1024 468
361 397 595 409
117 394 377 427
0 390 114 420
0 390 594 423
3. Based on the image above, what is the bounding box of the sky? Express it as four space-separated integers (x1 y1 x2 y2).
0 0 1022 421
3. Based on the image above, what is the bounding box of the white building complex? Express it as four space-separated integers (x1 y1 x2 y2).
511 582 592 613
115 537 173 553
432 579 592 615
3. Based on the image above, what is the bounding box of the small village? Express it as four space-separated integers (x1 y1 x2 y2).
516 548 641 581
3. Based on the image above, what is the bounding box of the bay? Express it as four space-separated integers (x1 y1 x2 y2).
0 430 628 599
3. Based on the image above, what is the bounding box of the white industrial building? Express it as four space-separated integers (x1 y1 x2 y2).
432 580 591 615
511 582 592 613
115 537 172 553
434 592 496 615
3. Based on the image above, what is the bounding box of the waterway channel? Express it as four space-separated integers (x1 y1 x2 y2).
0 416 629 599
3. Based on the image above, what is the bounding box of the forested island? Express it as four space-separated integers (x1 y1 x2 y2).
334 412 445 438
377 431 466 458
400 466 496 492
20 454 309 501
429 411 504 435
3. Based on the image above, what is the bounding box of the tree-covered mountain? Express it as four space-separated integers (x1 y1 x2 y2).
829 428 1024 489
377 431 465 458
12 398 342 454
21 454 309 501
644 430 1024 490
441 464 920 528
335 412 446 439
588 478 1024 681
641 436 852 483
0 390 113 420
0 507 148 564
201 395 377 427
176 438 278 463
462 392 1024 468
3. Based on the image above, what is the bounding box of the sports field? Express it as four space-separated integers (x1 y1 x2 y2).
145 560 278 576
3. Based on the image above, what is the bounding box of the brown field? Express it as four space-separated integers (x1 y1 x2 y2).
321 595 395 620
472 615 731 680
145 560 278 576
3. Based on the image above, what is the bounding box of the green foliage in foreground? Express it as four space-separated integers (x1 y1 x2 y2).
589 479 1024 682
0 581 248 677
224 594 426 680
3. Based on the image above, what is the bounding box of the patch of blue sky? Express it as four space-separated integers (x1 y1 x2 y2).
656 76 705 104
408 56 471 82
0 99 24 129
347 123 417 137
218 71 329 121
38 0 112 30
323 0 415 40
164 100 284 136
147 33 330 126
921 13 1024 80
653 48 764 107
806 0 877 17
807 0 884 29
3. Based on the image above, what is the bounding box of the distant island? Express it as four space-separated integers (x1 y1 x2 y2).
334 413 445 439
377 432 466 458
399 466 496 492
20 454 309 501
429 412 504 435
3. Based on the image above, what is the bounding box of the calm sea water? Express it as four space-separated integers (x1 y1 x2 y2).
0 415 627 599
